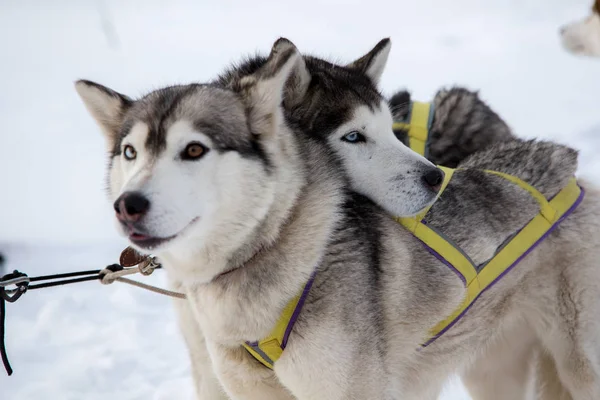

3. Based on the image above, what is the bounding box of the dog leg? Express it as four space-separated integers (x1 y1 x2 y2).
534 273 600 400
462 323 537 400
171 281 229 400
534 350 572 400
538 334 600 399
207 342 295 400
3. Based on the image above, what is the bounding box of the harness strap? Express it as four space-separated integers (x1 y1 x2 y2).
397 169 583 346
483 170 557 222
426 178 582 345
242 270 317 369
392 101 434 157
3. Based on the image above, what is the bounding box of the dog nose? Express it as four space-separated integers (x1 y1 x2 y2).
422 168 445 193
114 192 150 222
560 26 567 35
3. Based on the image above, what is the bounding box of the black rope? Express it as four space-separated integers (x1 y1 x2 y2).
0 262 165 376
0 265 124 376
29 275 102 290
29 269 102 282
0 298 12 376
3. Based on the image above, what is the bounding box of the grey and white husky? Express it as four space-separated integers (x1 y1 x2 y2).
75 38 600 400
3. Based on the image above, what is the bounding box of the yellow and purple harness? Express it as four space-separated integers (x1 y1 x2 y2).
243 101 584 368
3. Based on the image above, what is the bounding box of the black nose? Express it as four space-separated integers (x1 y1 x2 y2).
114 192 150 222
560 26 567 35
422 168 445 193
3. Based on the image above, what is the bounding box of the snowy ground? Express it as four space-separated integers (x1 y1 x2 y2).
0 0 599 399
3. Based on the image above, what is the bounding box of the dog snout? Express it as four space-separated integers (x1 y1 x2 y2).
560 25 567 35
114 191 150 223
422 168 445 193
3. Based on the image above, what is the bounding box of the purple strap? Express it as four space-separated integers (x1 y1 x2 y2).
282 269 318 348
244 268 318 363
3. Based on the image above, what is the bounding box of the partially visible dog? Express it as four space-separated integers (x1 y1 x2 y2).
560 0 600 58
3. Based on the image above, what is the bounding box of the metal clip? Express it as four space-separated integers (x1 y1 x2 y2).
138 257 161 276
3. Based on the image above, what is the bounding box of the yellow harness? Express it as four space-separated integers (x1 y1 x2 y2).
392 101 435 158
397 168 582 344
394 101 583 345
242 271 317 369
242 101 584 368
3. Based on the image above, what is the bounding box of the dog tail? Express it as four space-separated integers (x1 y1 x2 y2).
389 87 515 168
459 139 579 199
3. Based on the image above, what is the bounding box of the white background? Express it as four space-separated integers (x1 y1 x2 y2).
0 0 599 398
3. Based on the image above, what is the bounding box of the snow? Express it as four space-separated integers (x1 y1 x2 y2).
0 0 598 399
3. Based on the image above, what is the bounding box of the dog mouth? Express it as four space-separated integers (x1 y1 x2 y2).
124 217 200 250
562 36 587 53
128 232 176 249
569 42 586 53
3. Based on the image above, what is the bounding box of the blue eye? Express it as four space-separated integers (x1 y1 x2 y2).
123 145 137 160
341 131 366 143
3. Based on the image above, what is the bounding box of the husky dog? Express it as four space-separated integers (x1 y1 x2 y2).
74 38 442 400
75 38 600 400
560 0 600 58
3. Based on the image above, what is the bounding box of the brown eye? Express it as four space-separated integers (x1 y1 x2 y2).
123 145 137 160
182 143 207 160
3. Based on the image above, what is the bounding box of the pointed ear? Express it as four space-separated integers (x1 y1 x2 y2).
74 79 132 147
236 38 304 135
279 39 310 109
347 38 391 85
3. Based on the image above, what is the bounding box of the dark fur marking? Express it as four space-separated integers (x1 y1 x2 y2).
216 54 383 145
147 85 202 154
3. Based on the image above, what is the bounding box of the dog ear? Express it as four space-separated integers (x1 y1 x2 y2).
236 38 304 136
74 80 132 147
347 38 391 85
279 40 311 110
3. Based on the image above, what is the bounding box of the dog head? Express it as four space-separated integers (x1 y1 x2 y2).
75 40 309 280
560 0 600 57
285 38 444 216
219 39 443 217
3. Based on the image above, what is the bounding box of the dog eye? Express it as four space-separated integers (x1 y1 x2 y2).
182 143 208 160
123 145 137 160
341 131 366 143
